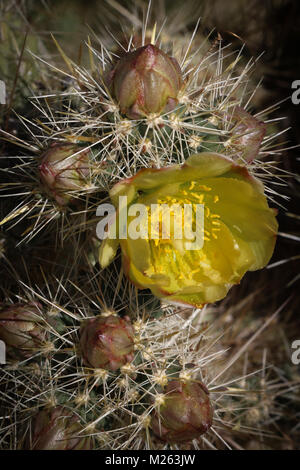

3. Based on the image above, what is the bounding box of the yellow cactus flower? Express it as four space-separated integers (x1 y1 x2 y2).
99 153 278 307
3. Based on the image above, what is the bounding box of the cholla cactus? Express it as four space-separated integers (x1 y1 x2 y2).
0 2 282 244
0 0 298 453
0 275 297 450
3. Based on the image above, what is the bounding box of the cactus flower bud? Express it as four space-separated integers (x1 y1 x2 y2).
0 303 47 359
39 143 92 205
108 44 183 119
27 406 91 450
225 106 266 163
151 380 213 443
80 315 135 370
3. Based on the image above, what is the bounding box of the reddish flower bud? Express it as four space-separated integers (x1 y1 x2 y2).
108 44 183 119
27 406 91 450
226 106 266 162
0 303 47 359
151 380 213 443
79 315 135 370
39 143 92 205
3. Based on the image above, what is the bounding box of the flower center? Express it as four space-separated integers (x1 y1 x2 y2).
142 181 222 287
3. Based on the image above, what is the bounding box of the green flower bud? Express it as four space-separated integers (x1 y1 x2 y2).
39 143 92 205
151 380 213 443
108 44 183 119
0 303 47 359
27 406 91 450
79 315 135 371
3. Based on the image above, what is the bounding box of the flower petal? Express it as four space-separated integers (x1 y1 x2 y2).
99 237 120 268
184 152 234 177
203 177 278 241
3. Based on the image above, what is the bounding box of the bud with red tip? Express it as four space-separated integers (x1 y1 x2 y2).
79 315 135 370
26 406 92 450
151 380 213 443
0 303 47 359
39 143 92 205
108 44 183 119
